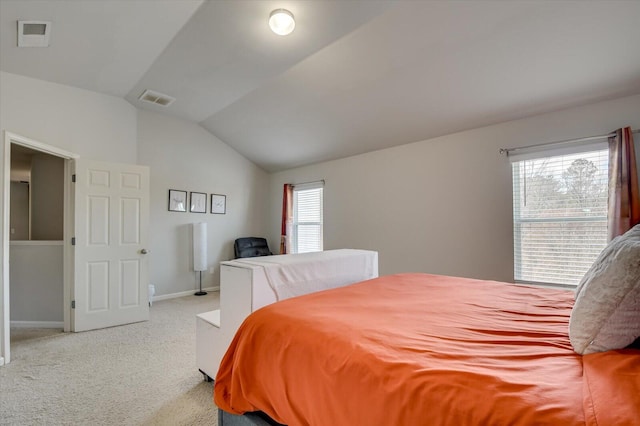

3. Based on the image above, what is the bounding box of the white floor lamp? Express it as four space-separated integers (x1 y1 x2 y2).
193 222 207 296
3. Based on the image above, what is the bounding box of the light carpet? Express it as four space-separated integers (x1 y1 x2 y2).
0 293 221 425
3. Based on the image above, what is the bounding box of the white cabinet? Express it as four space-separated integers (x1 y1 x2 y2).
196 310 220 381
196 249 378 380
196 262 277 380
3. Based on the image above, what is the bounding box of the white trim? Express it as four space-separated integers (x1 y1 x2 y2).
63 160 72 333
2 133 11 364
10 321 64 328
5 131 79 160
152 286 219 302
0 356 4 366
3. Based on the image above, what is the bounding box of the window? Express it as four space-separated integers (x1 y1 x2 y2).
293 182 324 253
512 146 609 286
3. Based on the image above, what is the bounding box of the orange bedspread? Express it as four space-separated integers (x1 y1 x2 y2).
214 273 640 425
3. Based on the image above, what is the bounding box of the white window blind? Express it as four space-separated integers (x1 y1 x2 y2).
512 147 609 286
293 182 323 254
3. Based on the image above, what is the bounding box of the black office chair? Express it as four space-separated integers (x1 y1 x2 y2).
234 237 273 259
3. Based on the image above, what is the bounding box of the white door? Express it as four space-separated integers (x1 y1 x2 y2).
72 160 150 332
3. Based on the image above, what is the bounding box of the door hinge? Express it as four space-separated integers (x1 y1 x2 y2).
71 237 76 245
71 300 75 309
72 174 76 183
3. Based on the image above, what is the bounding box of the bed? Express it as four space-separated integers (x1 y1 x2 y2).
213 271 640 425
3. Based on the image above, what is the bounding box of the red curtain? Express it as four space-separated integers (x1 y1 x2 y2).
607 127 640 240
280 184 293 254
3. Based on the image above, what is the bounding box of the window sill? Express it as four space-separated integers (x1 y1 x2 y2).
514 280 577 291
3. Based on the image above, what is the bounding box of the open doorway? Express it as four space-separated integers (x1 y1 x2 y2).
9 145 65 331
2 132 76 365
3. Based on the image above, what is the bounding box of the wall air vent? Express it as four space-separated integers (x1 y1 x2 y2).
18 21 51 47
138 90 176 107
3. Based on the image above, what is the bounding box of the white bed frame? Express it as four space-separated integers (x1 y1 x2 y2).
196 249 378 380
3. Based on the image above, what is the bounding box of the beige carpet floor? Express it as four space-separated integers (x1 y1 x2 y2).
0 292 221 425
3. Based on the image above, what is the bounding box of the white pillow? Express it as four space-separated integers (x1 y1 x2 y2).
569 224 640 355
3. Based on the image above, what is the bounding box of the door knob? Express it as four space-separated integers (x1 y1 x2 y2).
140 249 149 254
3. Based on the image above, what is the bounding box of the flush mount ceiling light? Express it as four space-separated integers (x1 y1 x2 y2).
269 9 295 36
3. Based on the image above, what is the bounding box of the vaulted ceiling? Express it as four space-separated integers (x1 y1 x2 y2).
2 1 640 172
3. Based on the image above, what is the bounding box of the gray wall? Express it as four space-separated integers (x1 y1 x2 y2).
137 110 270 296
9 242 63 322
9 182 29 240
31 154 64 240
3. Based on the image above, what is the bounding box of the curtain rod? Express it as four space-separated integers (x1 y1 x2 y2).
292 179 325 186
499 129 639 155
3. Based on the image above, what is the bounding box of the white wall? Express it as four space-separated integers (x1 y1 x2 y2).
137 110 270 296
269 93 640 283
0 72 137 162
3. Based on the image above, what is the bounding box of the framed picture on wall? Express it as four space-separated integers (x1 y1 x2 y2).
168 189 187 212
211 194 226 214
190 192 207 213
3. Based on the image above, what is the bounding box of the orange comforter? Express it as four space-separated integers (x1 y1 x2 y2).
214 273 640 425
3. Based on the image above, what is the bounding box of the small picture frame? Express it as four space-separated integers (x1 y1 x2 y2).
168 189 187 212
211 194 226 214
190 192 207 213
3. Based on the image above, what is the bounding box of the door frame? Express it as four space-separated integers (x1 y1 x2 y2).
1 131 78 365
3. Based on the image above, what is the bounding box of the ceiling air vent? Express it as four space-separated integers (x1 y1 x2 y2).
18 21 51 47
138 90 176 107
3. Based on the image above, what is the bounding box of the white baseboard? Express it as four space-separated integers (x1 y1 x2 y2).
10 321 64 328
0 356 4 366
152 286 219 302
